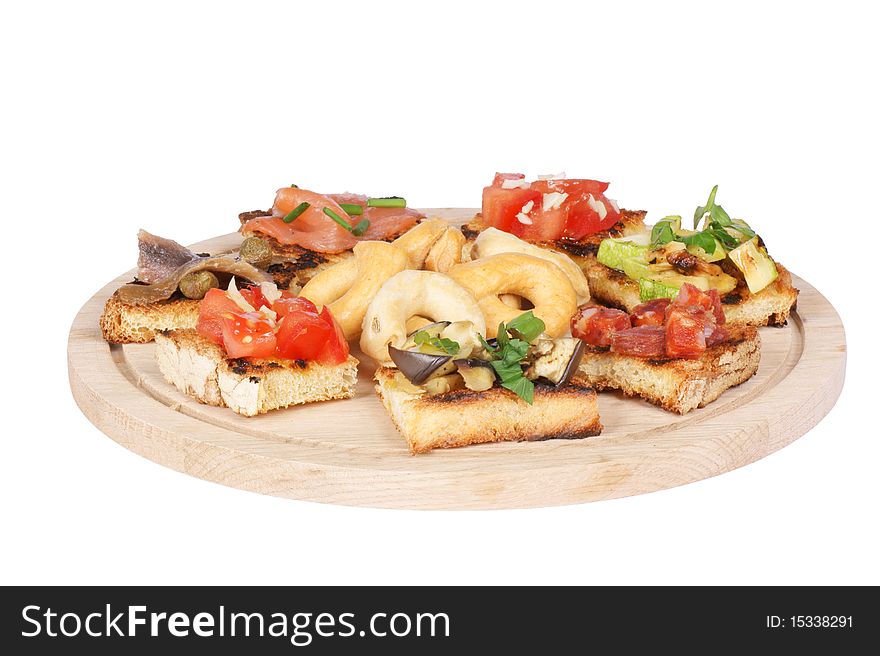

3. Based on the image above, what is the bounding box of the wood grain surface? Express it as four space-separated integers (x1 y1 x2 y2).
68 209 847 509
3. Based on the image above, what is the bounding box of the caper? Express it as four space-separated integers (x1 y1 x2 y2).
179 270 219 299
239 236 273 269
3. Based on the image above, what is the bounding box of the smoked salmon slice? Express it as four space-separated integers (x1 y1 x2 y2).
241 187 424 254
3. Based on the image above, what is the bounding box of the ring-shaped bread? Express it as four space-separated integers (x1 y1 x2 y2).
448 252 577 338
299 241 407 340
360 270 486 365
472 227 590 303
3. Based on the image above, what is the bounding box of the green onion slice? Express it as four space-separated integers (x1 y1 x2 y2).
351 218 371 236
339 203 364 216
367 197 407 208
283 202 310 223
289 183 299 188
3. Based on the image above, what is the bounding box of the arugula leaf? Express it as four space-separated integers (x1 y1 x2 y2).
694 184 719 228
412 331 459 355
506 311 545 342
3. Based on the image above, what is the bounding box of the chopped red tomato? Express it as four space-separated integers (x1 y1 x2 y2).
481 183 541 236
665 306 708 358
530 179 610 196
492 172 525 185
196 288 242 345
196 285 349 364
481 174 620 241
220 312 277 359
239 286 270 311
630 298 671 327
273 294 319 318
611 326 667 358
571 305 632 347
276 306 349 365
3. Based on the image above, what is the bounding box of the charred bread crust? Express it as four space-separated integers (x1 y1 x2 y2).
374 368 602 454
575 326 761 414
154 330 358 417
100 292 200 344
586 261 799 327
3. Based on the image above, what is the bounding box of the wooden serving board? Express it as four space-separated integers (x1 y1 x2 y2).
68 209 846 509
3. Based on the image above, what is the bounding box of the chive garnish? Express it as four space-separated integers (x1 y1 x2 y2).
366 197 407 208
351 218 371 236
322 207 354 231
339 203 364 216
283 202 310 223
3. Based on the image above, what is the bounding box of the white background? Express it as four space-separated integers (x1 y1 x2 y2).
2 1 877 585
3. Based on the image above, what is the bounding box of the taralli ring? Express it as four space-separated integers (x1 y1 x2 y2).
299 241 407 340
360 270 486 365
448 252 577 338
472 227 591 303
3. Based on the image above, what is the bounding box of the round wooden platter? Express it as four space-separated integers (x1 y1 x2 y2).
68 209 846 509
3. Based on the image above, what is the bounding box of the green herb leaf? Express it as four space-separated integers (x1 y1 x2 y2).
678 230 718 255
495 322 509 350
283 202 310 223
506 311 545 342
367 197 407 208
694 184 719 228
710 203 732 227
478 334 497 354
651 222 676 247
339 203 364 216
289 183 299 188
501 376 534 404
413 331 459 355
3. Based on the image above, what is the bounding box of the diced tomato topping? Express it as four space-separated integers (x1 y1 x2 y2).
530 179 610 196
196 285 349 364
275 306 349 365
272 293 319 318
611 326 667 358
492 172 525 186
239 286 269 312
196 288 242 345
665 306 708 358
571 305 632 347
630 298 671 327
481 174 621 241
220 312 277 359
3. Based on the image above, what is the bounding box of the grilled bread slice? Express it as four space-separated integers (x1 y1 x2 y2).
100 293 200 344
586 262 799 327
575 326 760 414
375 368 602 454
155 330 358 417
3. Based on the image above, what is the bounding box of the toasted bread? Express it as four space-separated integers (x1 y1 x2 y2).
155 330 358 417
375 368 602 454
100 293 200 344
586 261 799 327
575 326 760 414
